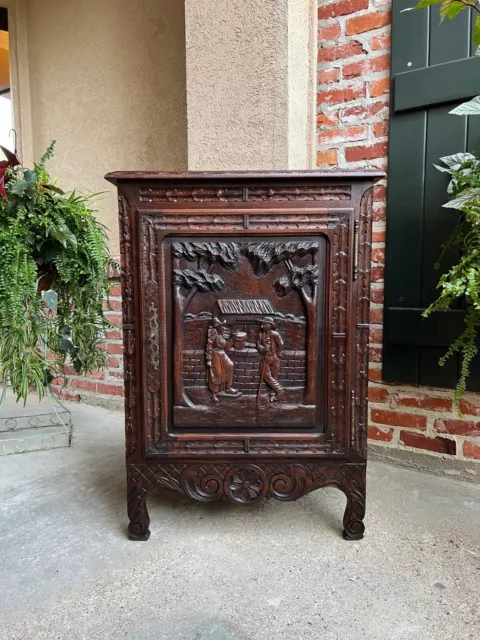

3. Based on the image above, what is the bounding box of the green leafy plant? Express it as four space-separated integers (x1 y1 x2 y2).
424 153 480 401
0 142 116 403
406 0 480 401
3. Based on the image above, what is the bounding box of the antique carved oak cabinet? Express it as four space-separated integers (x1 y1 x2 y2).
105 170 382 541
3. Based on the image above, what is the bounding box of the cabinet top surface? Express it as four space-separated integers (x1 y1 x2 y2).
105 169 385 184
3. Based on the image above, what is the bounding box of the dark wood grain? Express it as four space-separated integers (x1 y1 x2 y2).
112 171 383 541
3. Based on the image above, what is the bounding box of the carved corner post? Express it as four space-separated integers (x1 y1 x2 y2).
106 171 383 543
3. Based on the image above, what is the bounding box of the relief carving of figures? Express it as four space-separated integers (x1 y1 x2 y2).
173 239 320 430
205 318 241 402
256 317 284 403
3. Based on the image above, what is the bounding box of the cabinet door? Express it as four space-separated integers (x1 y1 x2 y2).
130 180 362 458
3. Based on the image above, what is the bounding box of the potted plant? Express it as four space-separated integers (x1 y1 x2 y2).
0 142 116 403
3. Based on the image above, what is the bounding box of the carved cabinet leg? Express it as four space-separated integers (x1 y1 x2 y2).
341 465 366 541
127 467 151 541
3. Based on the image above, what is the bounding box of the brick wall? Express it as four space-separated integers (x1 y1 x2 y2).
184 348 306 393
317 0 480 468
51 274 125 408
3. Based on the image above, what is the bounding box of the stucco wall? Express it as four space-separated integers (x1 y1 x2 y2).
22 0 187 255
185 0 315 171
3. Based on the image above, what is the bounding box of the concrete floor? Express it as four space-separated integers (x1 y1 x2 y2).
0 404 479 640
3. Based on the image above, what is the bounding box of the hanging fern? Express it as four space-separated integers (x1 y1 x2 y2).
0 142 117 403
424 153 480 403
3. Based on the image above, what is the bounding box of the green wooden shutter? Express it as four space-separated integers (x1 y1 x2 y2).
384 0 480 388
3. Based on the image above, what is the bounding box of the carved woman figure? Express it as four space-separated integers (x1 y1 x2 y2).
205 318 239 402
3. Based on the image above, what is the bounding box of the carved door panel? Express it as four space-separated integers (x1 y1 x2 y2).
138 200 357 457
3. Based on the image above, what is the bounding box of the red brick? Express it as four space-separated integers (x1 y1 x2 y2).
318 41 366 63
374 184 387 201
370 307 383 324
96 383 124 397
458 399 480 417
318 125 367 144
104 299 122 312
318 0 368 20
108 371 124 380
316 149 338 166
370 327 383 343
317 112 339 128
106 313 123 326
371 287 384 304
368 425 393 442
107 356 121 368
369 346 382 363
373 121 389 138
346 11 391 36
368 385 389 403
372 247 385 265
318 67 340 84
395 393 452 413
371 266 384 283
400 431 456 455
372 408 427 429
50 386 81 403
372 205 386 222
87 369 105 380
369 367 383 382
318 22 341 40
463 441 480 459
340 99 389 124
317 84 366 106
107 328 122 341
370 77 390 98
372 230 386 243
371 32 391 51
342 54 391 79
109 284 122 297
69 378 97 393
435 418 480 437
105 342 124 355
345 142 388 162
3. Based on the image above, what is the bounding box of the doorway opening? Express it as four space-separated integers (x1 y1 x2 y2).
0 7 13 151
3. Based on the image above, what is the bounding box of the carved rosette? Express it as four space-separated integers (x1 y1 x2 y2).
118 193 137 458
225 466 267 503
355 187 373 457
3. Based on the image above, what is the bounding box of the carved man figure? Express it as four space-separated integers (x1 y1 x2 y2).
205 318 239 402
256 317 284 402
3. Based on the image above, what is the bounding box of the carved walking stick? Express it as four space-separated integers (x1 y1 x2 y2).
256 354 267 403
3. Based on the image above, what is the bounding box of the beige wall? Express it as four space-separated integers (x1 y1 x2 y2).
12 0 187 255
185 0 316 171
7 0 316 251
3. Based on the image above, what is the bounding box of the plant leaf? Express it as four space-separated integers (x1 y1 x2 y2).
0 145 20 167
443 187 480 209
433 163 453 173
474 14 480 47
447 1 465 19
439 152 476 169
440 0 454 22
42 289 58 312
406 0 443 9
450 95 480 116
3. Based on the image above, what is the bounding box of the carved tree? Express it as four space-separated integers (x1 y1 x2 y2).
242 242 319 405
172 242 241 406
